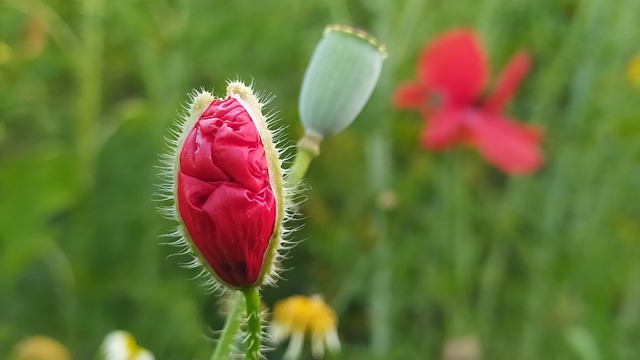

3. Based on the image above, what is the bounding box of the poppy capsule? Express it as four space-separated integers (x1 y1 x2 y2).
299 24 387 139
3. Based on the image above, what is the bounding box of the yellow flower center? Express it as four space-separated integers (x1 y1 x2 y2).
125 334 140 358
273 295 337 334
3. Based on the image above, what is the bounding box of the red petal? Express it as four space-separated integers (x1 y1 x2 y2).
178 177 276 288
393 82 427 109
469 115 543 174
420 108 466 150
177 96 277 288
418 29 488 106
484 51 531 112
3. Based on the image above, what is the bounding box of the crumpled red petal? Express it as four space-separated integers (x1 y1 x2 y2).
469 115 543 174
419 28 488 106
177 97 276 288
484 51 532 113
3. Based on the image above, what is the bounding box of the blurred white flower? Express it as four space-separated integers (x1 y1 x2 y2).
100 330 155 360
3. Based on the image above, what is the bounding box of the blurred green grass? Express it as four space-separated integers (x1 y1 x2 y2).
1 0 640 359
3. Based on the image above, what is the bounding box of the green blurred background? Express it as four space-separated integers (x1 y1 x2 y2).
1 0 640 359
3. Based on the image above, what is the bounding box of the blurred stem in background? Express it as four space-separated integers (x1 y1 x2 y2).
366 0 427 356
366 134 393 356
73 0 105 350
12 0 108 192
445 153 477 338
4 0 105 351
521 0 605 358
74 0 105 192
211 292 245 360
367 2 392 352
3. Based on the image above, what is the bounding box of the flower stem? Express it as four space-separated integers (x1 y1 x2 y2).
75 0 105 193
211 291 245 360
243 288 262 360
286 133 321 187
448 153 475 336
366 134 393 357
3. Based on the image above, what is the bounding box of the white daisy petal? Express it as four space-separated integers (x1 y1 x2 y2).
325 328 341 353
102 331 133 360
269 322 291 344
311 332 325 358
284 331 305 360
135 349 156 360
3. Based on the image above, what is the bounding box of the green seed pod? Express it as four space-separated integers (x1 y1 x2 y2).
299 24 387 139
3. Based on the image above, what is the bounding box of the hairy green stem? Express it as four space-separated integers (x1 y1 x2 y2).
243 288 262 360
211 291 245 360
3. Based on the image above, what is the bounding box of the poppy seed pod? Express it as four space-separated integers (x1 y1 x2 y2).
160 81 289 290
299 24 387 139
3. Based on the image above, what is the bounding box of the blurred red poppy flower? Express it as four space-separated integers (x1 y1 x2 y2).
394 29 543 174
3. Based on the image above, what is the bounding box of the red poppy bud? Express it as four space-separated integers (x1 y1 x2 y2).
161 81 287 290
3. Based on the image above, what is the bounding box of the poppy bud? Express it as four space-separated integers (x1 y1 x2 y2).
161 81 287 290
299 24 387 139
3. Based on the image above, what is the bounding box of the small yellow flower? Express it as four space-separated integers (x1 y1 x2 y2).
269 295 340 360
100 330 155 360
627 52 640 87
12 335 71 360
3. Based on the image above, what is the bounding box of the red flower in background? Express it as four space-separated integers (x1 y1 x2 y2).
394 29 543 174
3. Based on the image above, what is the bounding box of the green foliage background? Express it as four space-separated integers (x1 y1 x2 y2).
1 0 640 359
